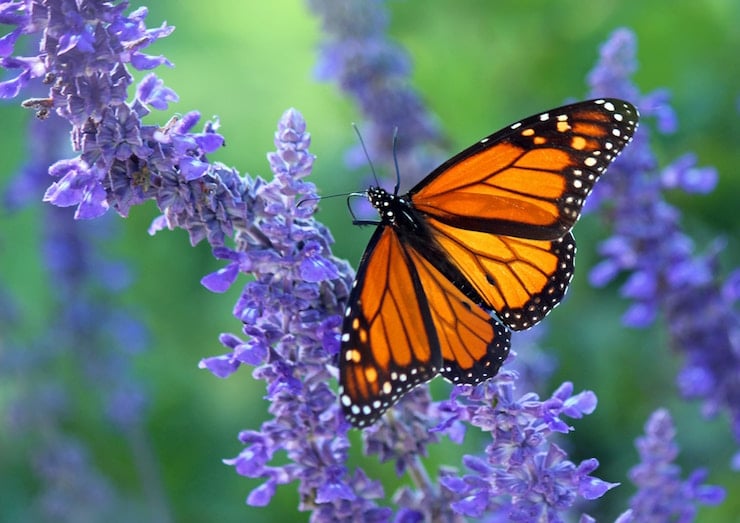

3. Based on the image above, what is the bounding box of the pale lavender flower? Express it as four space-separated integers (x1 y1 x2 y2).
626 409 724 522
435 376 612 521
204 109 391 520
308 0 446 183
1 110 155 520
587 28 740 447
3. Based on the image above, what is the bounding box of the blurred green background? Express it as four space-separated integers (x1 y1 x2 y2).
1 1 738 521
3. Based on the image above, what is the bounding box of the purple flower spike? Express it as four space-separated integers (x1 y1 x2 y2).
431 376 614 521
627 409 725 521
587 27 740 452
308 0 446 183
0 0 258 245
206 109 394 520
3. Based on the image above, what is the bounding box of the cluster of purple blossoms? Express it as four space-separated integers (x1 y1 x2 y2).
1 1 731 521
1 83 154 520
431 377 612 521
308 0 446 184
626 409 725 522
201 109 387 520
587 28 740 455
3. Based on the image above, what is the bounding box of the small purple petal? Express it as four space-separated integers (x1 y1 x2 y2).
622 301 657 328
130 52 173 70
621 271 656 300
179 157 209 181
75 183 110 219
247 479 276 507
578 460 618 499
136 73 179 109
562 391 598 418
201 262 240 292
0 27 22 57
300 253 340 282
676 366 714 397
198 354 240 378
588 259 622 287
316 477 356 503
0 70 28 98
450 491 489 518
194 132 224 153
234 340 267 366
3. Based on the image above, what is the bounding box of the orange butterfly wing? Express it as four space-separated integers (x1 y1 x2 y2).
411 99 638 240
406 243 510 384
424 219 576 330
338 226 509 428
410 99 637 329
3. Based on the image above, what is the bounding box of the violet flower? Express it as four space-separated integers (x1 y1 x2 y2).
1 108 155 520
0 0 231 241
433 377 613 522
587 28 740 451
626 409 725 521
308 0 446 184
206 109 389 520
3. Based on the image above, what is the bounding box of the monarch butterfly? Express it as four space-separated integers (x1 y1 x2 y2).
338 99 638 428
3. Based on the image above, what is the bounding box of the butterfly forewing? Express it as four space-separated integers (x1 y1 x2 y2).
411 99 638 240
339 227 440 428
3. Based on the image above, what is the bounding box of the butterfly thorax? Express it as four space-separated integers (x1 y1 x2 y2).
367 186 421 232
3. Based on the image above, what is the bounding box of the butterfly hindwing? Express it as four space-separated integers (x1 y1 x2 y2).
425 218 576 330
404 245 511 382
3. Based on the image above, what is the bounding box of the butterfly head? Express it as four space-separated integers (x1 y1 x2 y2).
367 186 415 229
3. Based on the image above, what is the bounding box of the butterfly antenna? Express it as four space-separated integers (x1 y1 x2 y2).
345 192 368 222
296 195 321 208
297 192 355 208
391 126 400 195
352 123 380 188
